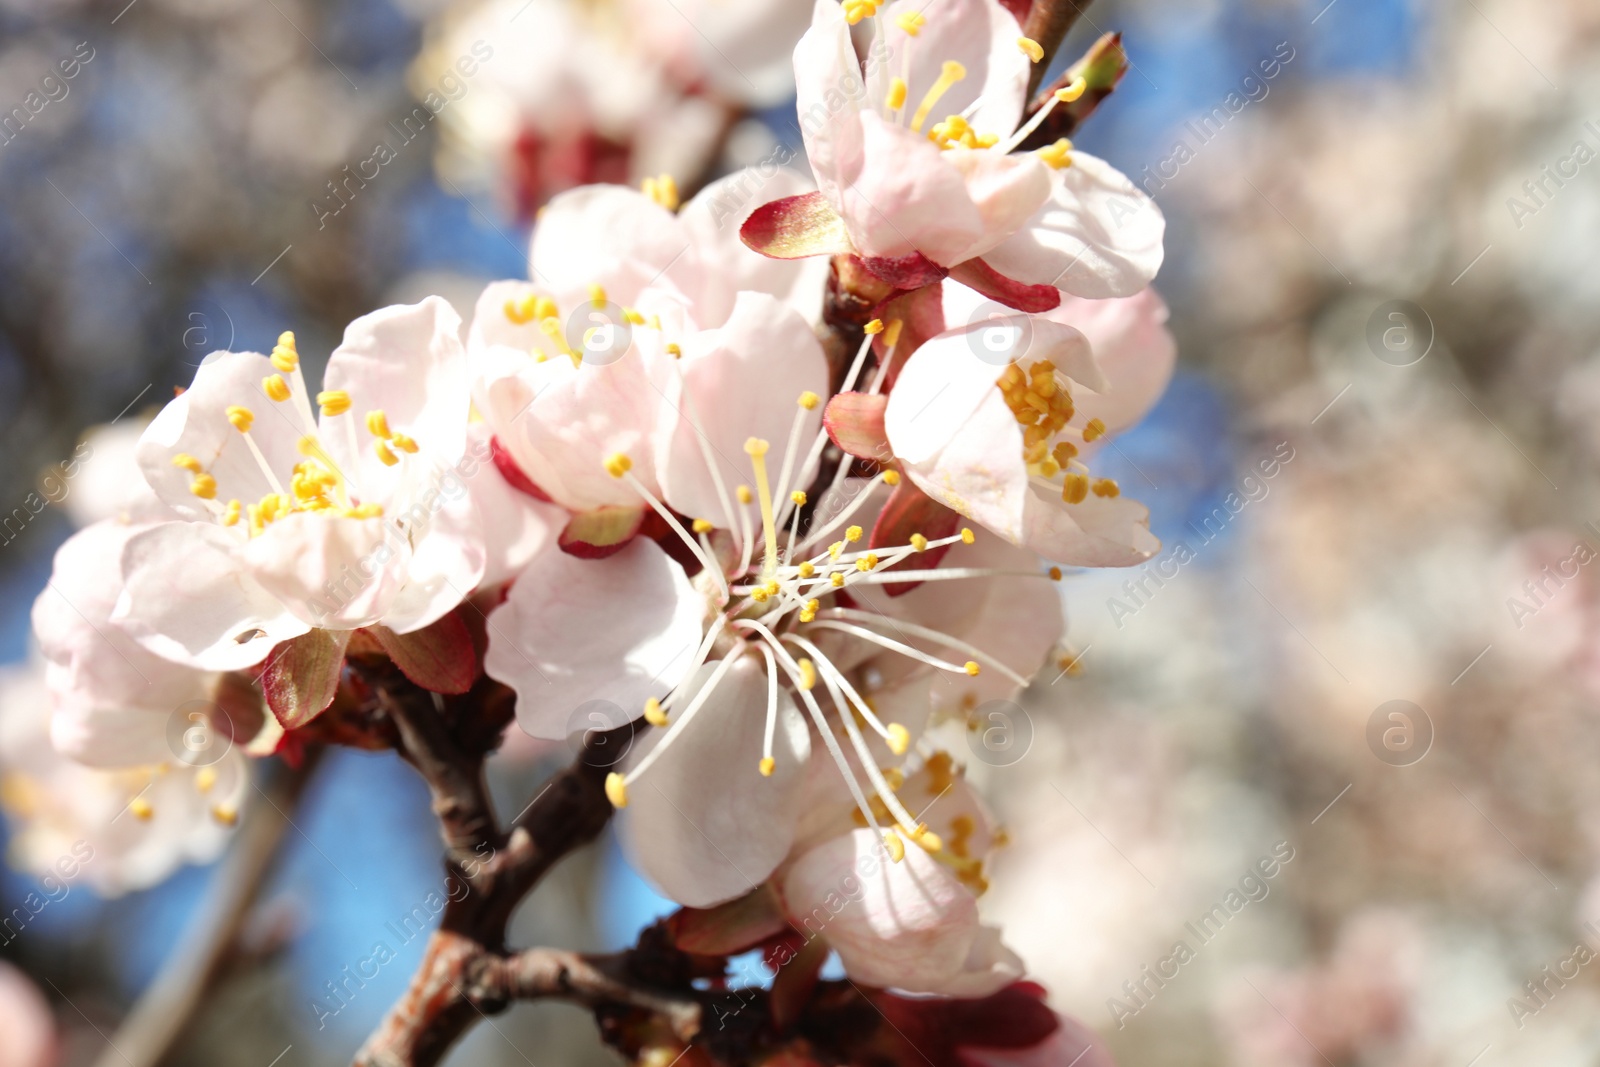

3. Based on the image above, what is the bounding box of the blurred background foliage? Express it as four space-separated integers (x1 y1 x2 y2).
4 0 1600 1063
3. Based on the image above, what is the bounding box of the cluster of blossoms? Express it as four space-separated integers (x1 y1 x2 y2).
5 0 1170 1053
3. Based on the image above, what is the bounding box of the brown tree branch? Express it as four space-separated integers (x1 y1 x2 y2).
1022 0 1087 97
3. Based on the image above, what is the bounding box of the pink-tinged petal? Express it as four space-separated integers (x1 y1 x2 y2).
380 487 486 634
780 827 980 993
484 537 703 740
867 0 1030 142
370 613 478 695
49 701 179 768
838 113 985 265
931 924 1026 997
0 961 55 1067
321 297 470 509
263 628 352 730
558 506 646 558
473 340 674 513
865 534 1062 706
467 280 566 364
239 512 407 631
67 419 175 527
681 168 832 325
1048 288 1176 434
961 1014 1117 1067
462 425 563 589
32 522 211 710
942 149 1053 262
137 350 303 520
529 185 693 307
1021 483 1159 566
949 259 1062 313
793 0 866 209
900 387 1031 544
657 292 828 527
983 152 1165 298
619 656 810 907
740 192 852 261
113 521 307 671
871 283 947 391
823 392 891 462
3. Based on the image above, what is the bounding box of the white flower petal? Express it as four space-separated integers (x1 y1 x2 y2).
321 297 470 509
658 291 829 526
868 0 1029 142
619 655 811 907
794 0 867 211
238 512 408 631
113 521 306 671
983 152 1166 298
380 485 487 634
484 537 704 740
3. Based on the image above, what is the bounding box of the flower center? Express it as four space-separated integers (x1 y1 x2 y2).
998 360 1119 505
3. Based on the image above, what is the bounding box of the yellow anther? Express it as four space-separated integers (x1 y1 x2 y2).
910 533 928 552
1056 76 1089 103
1036 137 1075 170
665 342 682 358
1062 471 1089 503
692 518 714 534
211 804 239 827
915 828 944 853
263 374 291 403
1049 566 1063 580
751 588 771 603
317 390 352 417
644 698 669 728
226 406 254 433
129 796 153 821
221 499 241 527
886 723 910 755
645 174 680 211
759 756 776 777
1018 36 1044 62
764 580 780 596
1092 477 1121 498
375 440 399 467
604 453 633 479
1052 441 1079 466
737 484 753 505
190 473 217 499
830 572 846 588
960 527 975 544
882 470 901 486
623 308 646 325
797 658 817 691
534 296 559 320
964 661 981 676
391 433 419 454
886 77 908 111
804 597 820 615
894 10 925 34
346 503 383 519
503 293 538 324
744 437 770 458
271 331 299 373
910 61 967 133
829 541 844 560
798 390 820 410
791 490 808 506
1083 418 1107 442
864 319 885 335
365 410 392 439
588 283 607 309
605 773 628 809
884 319 905 348
172 453 203 474
798 561 816 578
855 553 879 572
194 766 217 794
845 525 863 542
883 830 906 863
